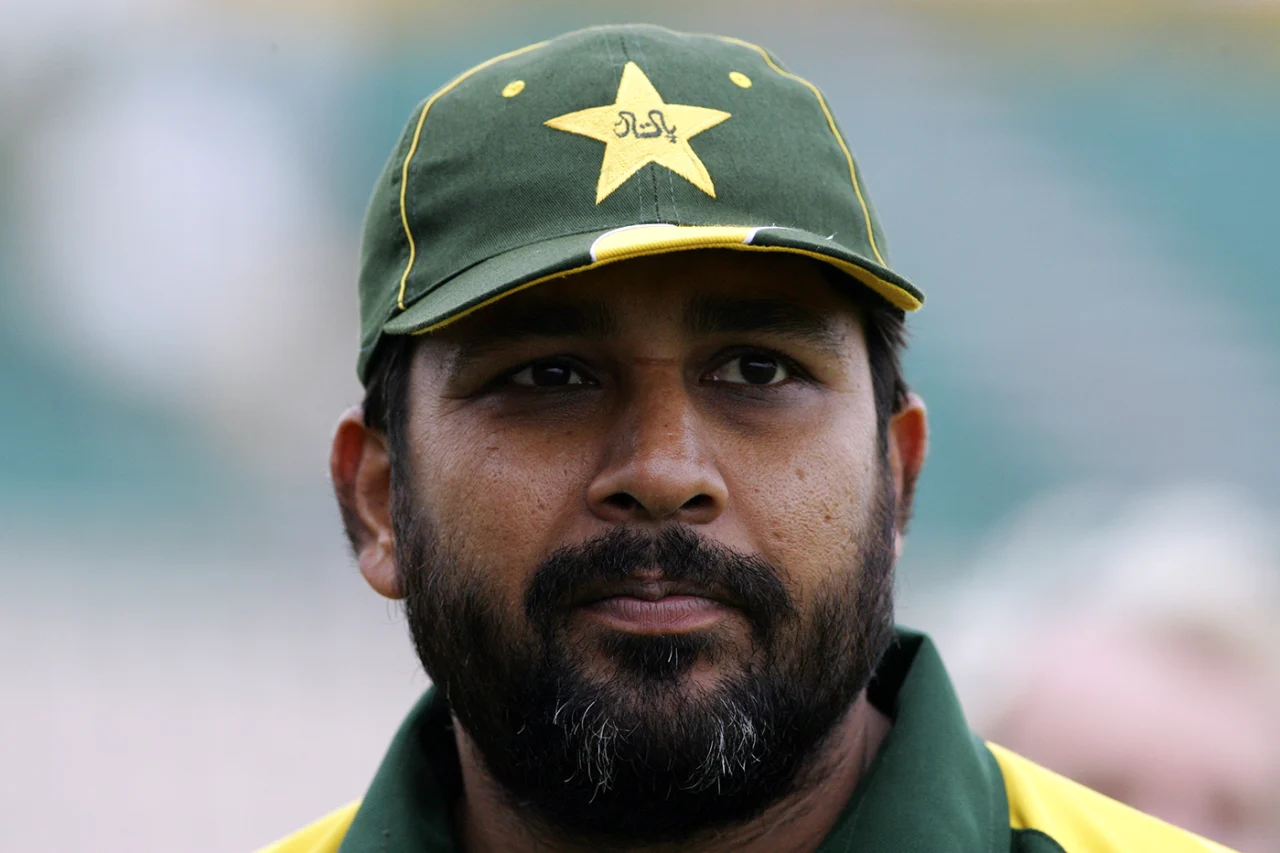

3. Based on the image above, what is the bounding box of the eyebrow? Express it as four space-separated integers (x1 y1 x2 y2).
450 292 847 367
683 295 847 355
452 296 620 363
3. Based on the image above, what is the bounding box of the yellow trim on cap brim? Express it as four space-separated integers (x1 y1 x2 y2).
409 224 919 337
591 223 761 259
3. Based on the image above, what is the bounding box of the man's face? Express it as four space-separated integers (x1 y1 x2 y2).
385 252 908 841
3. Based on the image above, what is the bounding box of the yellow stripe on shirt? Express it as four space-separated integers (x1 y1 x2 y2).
254 801 359 853
988 743 1236 852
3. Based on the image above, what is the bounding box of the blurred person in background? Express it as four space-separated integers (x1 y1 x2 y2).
934 488 1280 853
263 24 1235 853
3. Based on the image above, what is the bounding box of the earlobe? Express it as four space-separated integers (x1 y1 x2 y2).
886 392 928 535
330 407 404 600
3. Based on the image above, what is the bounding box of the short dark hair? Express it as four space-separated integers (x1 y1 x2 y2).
362 268 909 453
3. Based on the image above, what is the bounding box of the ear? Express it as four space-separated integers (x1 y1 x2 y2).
886 391 928 555
330 406 403 600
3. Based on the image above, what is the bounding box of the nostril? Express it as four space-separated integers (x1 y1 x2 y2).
597 491 717 520
604 492 640 512
680 494 715 512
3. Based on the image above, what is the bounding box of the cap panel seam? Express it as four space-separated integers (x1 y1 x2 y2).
617 34 662 223
716 35 886 267
394 39 550 312
599 32 643 217
630 35 678 222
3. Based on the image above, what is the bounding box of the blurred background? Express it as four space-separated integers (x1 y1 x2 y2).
2 0 1279 850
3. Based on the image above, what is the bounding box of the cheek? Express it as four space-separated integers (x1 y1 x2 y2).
723 394 882 590
409 411 600 582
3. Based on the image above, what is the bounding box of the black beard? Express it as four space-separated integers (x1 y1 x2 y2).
394 482 897 846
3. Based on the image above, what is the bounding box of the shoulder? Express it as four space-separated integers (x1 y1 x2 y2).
253 802 361 853
987 743 1236 853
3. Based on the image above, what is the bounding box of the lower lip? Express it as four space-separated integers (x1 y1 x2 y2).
584 595 728 633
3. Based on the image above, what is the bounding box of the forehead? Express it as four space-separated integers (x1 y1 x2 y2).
432 250 864 343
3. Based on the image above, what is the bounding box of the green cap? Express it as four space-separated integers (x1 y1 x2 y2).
357 24 922 383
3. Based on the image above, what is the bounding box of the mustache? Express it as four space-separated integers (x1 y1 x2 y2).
524 526 796 640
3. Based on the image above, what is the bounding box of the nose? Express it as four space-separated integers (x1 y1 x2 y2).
586 378 728 525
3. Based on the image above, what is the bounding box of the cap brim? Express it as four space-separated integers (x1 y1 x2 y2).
382 224 922 338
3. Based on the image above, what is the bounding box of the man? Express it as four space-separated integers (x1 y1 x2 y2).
263 24 1233 853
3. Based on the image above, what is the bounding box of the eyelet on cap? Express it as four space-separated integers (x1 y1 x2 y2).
502 80 526 98
729 71 752 88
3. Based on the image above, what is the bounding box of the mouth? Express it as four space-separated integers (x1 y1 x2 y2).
573 578 735 635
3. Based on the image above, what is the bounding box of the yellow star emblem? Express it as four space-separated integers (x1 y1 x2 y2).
545 62 732 204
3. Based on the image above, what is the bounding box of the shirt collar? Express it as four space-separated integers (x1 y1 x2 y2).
815 629 1009 852
338 629 1009 853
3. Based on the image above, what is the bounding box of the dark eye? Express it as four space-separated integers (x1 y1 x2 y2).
708 353 791 386
508 361 592 387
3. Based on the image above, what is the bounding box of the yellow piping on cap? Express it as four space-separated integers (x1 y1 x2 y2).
396 40 550 311
717 35 887 268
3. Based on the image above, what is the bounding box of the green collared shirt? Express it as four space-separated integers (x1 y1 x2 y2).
259 630 1233 853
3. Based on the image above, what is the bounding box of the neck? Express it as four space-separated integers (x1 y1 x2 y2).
453 692 891 853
